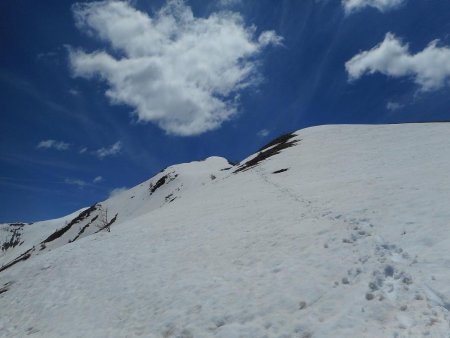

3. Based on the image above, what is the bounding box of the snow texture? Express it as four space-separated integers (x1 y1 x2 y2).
1 123 450 337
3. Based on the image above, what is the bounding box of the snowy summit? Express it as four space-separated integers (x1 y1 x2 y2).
1 123 449 337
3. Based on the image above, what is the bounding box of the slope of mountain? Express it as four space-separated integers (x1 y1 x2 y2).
1 123 450 337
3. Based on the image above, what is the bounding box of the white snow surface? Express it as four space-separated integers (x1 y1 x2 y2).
1 123 450 337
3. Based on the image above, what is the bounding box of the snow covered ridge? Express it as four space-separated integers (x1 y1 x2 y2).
0 155 234 270
1 123 450 337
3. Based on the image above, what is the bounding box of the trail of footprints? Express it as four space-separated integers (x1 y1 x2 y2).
257 169 450 336
330 214 450 337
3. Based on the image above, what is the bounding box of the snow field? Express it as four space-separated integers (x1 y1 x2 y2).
1 124 450 337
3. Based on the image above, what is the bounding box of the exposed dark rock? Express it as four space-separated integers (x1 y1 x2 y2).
258 132 296 152
41 204 98 244
9 223 25 227
0 282 13 295
1 227 22 252
165 193 177 203
69 215 99 243
272 168 289 174
164 193 177 203
94 213 118 233
235 132 299 173
0 248 34 273
149 173 178 195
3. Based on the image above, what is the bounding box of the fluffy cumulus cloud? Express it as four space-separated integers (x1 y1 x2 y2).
37 139 70 151
95 141 122 159
69 0 282 136
343 0 406 14
346 33 450 91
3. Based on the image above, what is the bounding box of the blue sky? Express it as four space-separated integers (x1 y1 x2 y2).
1 0 450 222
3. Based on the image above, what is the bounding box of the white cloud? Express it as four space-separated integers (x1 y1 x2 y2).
218 0 242 7
257 129 270 137
93 176 103 183
65 176 103 188
69 0 282 136
64 178 87 188
69 89 80 96
37 51 57 60
79 147 88 154
343 0 406 14
95 141 122 159
345 33 450 92
386 101 404 111
108 187 128 198
37 139 70 151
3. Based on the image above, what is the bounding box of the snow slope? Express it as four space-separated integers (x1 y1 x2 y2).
1 123 450 337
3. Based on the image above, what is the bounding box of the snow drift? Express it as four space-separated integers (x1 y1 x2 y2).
1 123 450 337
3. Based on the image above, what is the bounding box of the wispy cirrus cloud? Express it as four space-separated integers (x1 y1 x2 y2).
93 176 103 183
36 138 122 160
346 33 450 92
257 129 270 137
386 101 404 111
343 0 406 14
65 175 104 189
64 178 87 188
69 0 282 136
217 0 242 7
95 141 122 159
37 139 70 151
